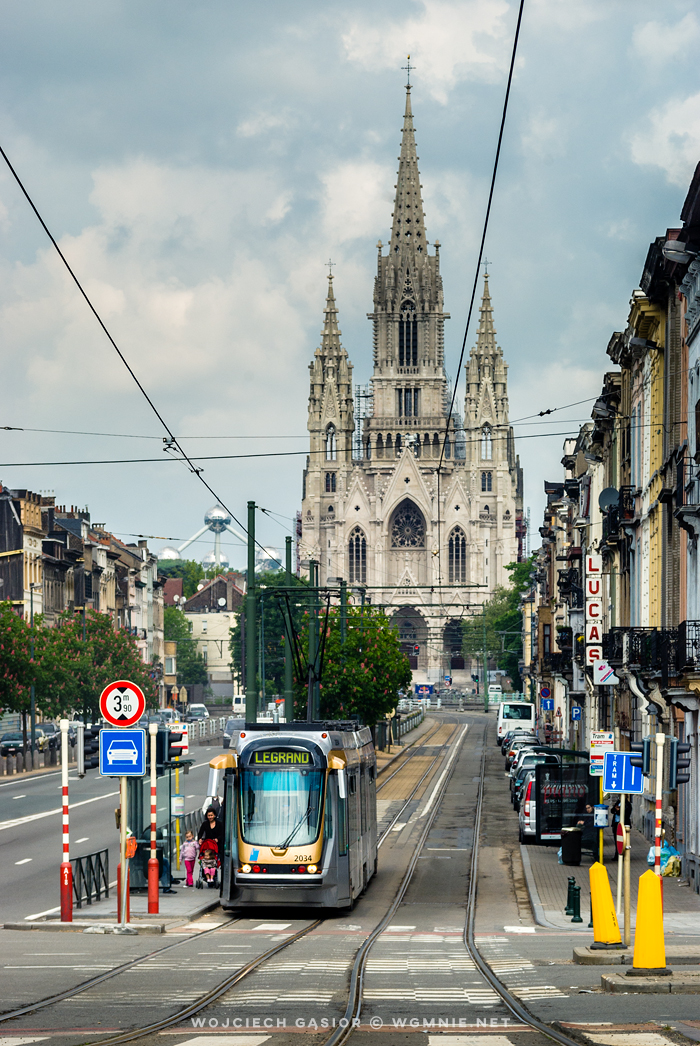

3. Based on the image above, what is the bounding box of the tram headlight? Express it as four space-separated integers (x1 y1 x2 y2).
307 864 318 874
241 863 251 873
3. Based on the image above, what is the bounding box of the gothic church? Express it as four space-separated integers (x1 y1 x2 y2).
300 86 523 685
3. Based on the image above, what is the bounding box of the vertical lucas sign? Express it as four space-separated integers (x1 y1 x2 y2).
585 554 603 667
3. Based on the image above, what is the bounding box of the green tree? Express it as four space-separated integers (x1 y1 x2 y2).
36 610 158 721
462 558 534 692
0 602 35 719
164 605 208 685
294 605 412 725
229 570 308 696
157 559 205 598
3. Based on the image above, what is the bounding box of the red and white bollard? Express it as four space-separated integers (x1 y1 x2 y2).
59 719 72 922
148 722 159 914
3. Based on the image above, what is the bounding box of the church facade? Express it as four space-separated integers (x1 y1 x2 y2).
300 86 523 685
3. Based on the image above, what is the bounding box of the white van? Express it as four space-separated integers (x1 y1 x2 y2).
496 700 536 744
487 684 503 702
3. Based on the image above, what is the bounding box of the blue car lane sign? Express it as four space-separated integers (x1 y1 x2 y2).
99 728 146 777
602 751 644 795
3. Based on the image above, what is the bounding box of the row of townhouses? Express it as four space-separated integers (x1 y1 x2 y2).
0 483 166 699
522 162 700 894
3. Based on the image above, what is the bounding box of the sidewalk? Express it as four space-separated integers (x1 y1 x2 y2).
521 826 700 933
5 880 222 934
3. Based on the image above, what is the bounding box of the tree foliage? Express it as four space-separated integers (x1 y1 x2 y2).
294 605 412 725
157 559 205 598
163 606 209 685
462 558 534 691
0 603 158 721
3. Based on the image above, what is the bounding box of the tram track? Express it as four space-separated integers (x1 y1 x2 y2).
375 719 447 794
2 714 585 1046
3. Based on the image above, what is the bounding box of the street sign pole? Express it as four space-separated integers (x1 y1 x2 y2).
148 722 159 915
624 820 631 947
118 774 127 928
59 719 72 922
616 794 625 917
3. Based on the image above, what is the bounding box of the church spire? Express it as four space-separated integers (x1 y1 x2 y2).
318 273 344 357
390 86 428 261
474 274 500 356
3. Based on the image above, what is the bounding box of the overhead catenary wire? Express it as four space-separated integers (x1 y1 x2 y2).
0 429 582 469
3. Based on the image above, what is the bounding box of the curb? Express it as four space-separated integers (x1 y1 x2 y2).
4 921 165 934
518 843 591 931
376 717 433 777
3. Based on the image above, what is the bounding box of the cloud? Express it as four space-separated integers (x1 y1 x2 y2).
630 91 700 186
342 0 511 104
319 160 394 244
632 12 700 66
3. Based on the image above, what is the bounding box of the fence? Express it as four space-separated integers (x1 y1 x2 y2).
395 708 425 739
71 848 109 908
187 716 228 741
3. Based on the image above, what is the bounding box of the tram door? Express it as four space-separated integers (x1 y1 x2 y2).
347 769 360 894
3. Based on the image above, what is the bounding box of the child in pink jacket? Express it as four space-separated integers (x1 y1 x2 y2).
180 830 199 886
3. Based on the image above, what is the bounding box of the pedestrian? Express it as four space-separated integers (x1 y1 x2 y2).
198 805 224 852
180 830 199 887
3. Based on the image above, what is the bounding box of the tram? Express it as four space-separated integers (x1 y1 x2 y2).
207 721 377 910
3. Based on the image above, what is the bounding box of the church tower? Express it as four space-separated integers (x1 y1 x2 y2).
300 86 523 688
364 85 456 459
302 274 354 562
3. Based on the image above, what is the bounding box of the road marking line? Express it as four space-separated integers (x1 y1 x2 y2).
418 724 468 818
12 795 27 799
75 837 90 844
15 858 32 865
0 791 119 832
24 905 60 921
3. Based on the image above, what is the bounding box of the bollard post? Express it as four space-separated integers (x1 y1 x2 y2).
629 869 669 975
588 895 594 929
571 883 583 923
589 861 623 948
59 720 72 922
148 723 159 915
565 876 576 915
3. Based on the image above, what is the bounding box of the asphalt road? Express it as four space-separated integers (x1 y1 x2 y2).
0 748 221 923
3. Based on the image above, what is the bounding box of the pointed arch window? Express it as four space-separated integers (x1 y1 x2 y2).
325 472 336 493
399 300 418 367
395 433 402 456
481 425 492 460
449 527 467 583
376 434 384 459
348 526 367 583
390 499 426 548
481 471 492 492
325 424 337 461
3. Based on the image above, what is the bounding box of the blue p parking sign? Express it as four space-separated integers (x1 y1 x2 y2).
99 728 146 777
571 706 582 721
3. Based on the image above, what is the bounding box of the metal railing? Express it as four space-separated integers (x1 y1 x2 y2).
71 848 109 908
676 620 700 673
187 716 227 740
542 651 573 676
603 626 679 684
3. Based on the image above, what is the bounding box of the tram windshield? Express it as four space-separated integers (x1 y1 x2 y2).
240 768 325 847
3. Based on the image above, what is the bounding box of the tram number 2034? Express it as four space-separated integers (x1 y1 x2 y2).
294 854 313 862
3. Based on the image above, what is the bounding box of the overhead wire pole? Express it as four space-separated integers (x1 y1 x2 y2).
284 536 294 723
245 502 257 723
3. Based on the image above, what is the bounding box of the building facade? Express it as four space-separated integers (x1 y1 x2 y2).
300 87 523 685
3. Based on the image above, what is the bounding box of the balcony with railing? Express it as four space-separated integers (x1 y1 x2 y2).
542 651 573 677
602 626 679 684
676 620 700 674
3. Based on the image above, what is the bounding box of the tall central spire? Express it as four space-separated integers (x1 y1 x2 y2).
390 87 428 261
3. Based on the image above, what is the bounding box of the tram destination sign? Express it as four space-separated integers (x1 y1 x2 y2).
251 748 312 765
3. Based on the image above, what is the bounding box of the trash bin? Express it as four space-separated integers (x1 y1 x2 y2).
561 827 582 866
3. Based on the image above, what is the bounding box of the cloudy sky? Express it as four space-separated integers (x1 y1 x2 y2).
1 0 699 568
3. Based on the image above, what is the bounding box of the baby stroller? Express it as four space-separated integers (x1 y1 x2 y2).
196 838 220 889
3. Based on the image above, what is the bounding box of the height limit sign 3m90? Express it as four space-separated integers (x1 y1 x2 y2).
99 680 146 728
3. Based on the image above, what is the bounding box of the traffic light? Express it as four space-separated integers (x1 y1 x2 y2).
471 674 479 683
669 737 692 788
413 644 419 654
630 736 651 775
168 727 188 762
84 727 100 770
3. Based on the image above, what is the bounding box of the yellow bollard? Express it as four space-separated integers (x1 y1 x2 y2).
589 861 623 949
631 869 668 973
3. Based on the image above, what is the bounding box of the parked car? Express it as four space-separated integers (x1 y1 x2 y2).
505 737 540 771
501 728 536 755
518 770 539 843
0 732 26 757
509 745 555 781
512 754 560 810
223 717 245 749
